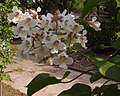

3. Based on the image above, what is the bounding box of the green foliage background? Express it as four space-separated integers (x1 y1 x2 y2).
21 0 84 14
0 0 21 80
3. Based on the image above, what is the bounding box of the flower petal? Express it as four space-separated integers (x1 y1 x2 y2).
52 57 60 65
59 64 68 69
67 57 73 65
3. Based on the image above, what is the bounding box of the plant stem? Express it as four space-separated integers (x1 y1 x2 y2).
107 49 119 60
61 69 96 83
101 80 110 87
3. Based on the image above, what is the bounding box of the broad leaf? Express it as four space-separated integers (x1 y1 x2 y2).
116 0 120 7
94 57 120 82
92 84 120 95
117 10 120 23
26 73 61 96
102 85 120 96
90 71 103 83
111 38 120 49
58 83 92 96
111 55 120 66
82 0 108 18
62 71 71 80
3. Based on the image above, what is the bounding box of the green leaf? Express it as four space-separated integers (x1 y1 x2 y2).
111 55 120 66
111 38 120 49
62 71 71 80
58 83 92 96
94 57 120 82
26 73 61 96
116 0 120 7
82 0 108 18
102 87 120 96
117 10 120 23
90 71 103 83
92 84 119 95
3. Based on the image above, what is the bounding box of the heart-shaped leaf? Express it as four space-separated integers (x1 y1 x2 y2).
58 83 92 96
90 71 103 83
26 73 61 96
92 84 120 95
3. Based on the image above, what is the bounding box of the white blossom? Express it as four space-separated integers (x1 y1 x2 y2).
37 7 41 12
52 52 73 69
8 7 92 67
76 30 88 49
8 6 23 23
88 16 101 31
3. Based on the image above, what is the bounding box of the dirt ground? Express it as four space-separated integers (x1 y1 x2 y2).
2 83 26 96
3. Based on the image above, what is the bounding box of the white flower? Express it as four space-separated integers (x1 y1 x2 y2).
32 45 50 62
58 9 67 17
37 7 41 12
88 16 101 31
43 34 58 48
62 14 76 31
15 49 29 61
52 52 73 69
46 58 53 65
19 12 31 21
50 40 66 54
28 9 38 18
8 6 23 23
76 30 88 49
40 13 53 31
13 25 27 40
19 38 33 54
73 24 84 33
22 18 38 30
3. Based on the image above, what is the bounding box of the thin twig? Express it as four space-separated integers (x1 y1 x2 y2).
101 80 110 87
61 69 96 83
107 49 119 60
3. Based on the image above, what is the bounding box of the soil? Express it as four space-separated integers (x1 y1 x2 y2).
2 83 26 96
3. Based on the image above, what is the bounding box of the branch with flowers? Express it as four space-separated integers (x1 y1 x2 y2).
8 6 101 69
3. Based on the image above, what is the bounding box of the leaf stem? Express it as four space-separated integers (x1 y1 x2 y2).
61 69 96 83
107 49 119 60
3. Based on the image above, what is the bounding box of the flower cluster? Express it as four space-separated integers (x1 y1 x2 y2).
8 6 90 69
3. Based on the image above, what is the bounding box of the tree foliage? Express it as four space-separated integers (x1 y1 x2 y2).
0 0 21 80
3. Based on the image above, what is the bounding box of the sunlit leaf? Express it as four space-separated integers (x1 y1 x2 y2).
116 0 120 7
94 57 120 82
